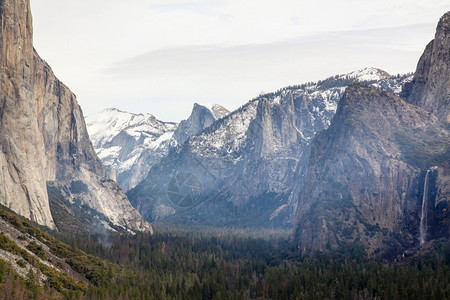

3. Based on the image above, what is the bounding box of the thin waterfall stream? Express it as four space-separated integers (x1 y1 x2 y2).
419 170 430 245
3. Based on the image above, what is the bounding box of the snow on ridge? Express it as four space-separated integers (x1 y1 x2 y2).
191 68 410 160
86 108 179 190
190 100 259 158
342 67 391 82
194 103 230 120
86 108 175 147
87 69 411 192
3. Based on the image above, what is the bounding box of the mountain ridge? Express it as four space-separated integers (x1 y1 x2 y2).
293 84 449 255
127 68 413 228
86 103 229 191
293 11 450 256
402 12 450 123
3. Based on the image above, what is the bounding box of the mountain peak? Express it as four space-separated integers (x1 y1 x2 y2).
86 108 177 191
342 67 391 82
99 107 155 119
172 103 229 146
293 83 448 255
127 69 411 228
402 11 450 123
438 10 450 29
293 12 450 256
193 103 230 120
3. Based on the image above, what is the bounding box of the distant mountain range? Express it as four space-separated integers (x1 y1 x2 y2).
87 68 413 229
0 0 448 261
86 104 229 191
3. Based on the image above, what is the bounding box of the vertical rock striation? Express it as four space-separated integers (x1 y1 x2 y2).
0 0 151 233
402 12 450 124
293 85 448 255
294 11 450 256
0 0 55 228
128 69 411 228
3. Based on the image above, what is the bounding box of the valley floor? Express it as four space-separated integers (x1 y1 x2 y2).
0 210 449 299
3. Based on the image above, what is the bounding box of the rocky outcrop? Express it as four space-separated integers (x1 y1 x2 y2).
0 0 151 233
402 11 450 123
86 104 228 192
86 108 178 191
293 11 450 257
128 69 411 228
293 85 449 256
172 103 229 146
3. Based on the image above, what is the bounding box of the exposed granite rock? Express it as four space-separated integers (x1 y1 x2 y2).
0 0 54 228
172 103 230 146
128 70 411 228
402 11 450 123
293 85 449 256
0 0 151 233
86 104 228 192
86 108 178 191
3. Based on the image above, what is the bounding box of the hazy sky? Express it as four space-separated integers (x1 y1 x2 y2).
30 1 448 122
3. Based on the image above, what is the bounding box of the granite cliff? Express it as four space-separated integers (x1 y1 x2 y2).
293 12 450 256
127 69 411 228
172 103 230 147
293 85 449 256
402 12 450 124
86 104 229 192
0 0 151 233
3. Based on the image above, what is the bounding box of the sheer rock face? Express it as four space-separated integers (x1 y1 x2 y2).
0 0 53 228
293 85 449 256
128 70 410 228
172 103 230 147
402 11 450 123
293 11 450 257
85 104 228 192
0 0 151 233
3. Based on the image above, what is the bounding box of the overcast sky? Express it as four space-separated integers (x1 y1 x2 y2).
30 1 448 122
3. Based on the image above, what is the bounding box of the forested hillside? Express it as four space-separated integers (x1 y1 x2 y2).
0 204 448 299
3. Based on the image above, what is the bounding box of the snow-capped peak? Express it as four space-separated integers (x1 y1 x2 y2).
86 108 170 148
86 108 178 191
194 103 230 120
342 67 391 82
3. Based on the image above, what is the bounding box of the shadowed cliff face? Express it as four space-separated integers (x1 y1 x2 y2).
293 11 450 257
293 85 449 256
402 12 450 124
0 0 151 233
128 70 410 228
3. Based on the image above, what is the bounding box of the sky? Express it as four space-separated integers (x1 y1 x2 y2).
30 0 448 122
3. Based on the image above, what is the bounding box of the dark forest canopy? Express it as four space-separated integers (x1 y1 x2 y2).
1 206 448 299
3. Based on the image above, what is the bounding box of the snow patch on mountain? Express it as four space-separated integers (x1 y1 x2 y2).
127 68 413 228
87 104 229 191
190 100 258 159
342 67 391 81
86 108 177 191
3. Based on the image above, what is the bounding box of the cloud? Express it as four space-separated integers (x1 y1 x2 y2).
30 0 445 121
97 23 434 121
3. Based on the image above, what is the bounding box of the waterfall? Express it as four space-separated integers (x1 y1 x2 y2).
419 170 430 245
